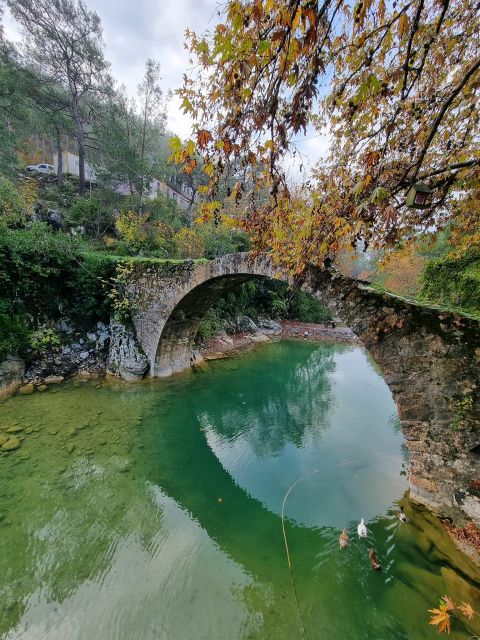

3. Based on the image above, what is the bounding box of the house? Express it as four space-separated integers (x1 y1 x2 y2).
157 180 194 210
53 151 96 183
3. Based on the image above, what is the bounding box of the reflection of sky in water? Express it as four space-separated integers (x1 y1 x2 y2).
199 346 407 528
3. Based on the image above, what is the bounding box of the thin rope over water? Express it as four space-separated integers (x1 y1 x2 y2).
280 460 362 640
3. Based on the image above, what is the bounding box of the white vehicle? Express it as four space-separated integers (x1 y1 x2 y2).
26 163 56 175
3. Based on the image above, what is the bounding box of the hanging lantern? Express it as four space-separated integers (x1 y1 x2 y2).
405 183 432 209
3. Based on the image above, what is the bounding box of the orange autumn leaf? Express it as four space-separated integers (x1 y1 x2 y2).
197 129 212 149
428 606 451 634
363 173 373 188
184 158 197 175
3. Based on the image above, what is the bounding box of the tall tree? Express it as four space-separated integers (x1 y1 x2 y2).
173 0 480 274
8 0 108 195
136 59 166 210
93 60 167 211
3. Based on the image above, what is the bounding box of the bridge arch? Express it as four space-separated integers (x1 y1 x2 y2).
126 252 480 525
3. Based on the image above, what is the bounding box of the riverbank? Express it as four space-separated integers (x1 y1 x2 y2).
1 319 358 396
198 320 360 362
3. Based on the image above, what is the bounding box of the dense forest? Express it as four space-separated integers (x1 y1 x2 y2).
0 0 478 363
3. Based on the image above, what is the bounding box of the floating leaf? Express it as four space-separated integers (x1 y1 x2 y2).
458 601 474 620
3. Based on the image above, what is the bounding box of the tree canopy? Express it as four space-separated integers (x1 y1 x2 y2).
174 0 480 274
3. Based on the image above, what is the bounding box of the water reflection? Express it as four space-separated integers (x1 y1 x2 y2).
198 344 337 456
0 341 479 640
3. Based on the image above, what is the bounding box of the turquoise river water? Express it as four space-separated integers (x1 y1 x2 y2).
0 340 479 639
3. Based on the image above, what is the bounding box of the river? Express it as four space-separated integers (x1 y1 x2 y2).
1 340 479 639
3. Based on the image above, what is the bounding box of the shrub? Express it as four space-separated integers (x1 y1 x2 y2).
148 193 190 231
421 249 480 315
0 223 114 338
197 307 224 339
173 227 205 259
0 301 30 360
29 326 61 353
197 223 250 258
288 289 332 323
0 175 34 227
69 196 114 237
114 210 172 254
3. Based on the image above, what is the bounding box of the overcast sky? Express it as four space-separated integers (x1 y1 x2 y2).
3 0 330 175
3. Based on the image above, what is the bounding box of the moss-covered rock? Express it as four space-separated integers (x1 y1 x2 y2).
1 437 21 451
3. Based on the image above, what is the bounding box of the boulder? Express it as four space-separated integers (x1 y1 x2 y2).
37 384 48 392
251 332 270 343
190 350 206 369
44 375 64 385
18 383 34 395
107 321 149 382
0 355 25 399
235 316 258 334
215 329 234 345
257 318 282 335
46 209 64 230
57 319 74 334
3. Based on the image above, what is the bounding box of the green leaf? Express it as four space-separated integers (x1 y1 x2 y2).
258 39 271 55
232 12 243 33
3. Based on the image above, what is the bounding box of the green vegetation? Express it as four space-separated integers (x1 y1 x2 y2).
421 250 480 316
0 0 478 364
0 222 115 358
197 280 332 339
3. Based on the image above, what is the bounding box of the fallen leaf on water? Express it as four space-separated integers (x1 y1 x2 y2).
458 601 474 620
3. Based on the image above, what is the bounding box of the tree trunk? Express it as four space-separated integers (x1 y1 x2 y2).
55 127 63 188
78 136 85 196
72 95 85 196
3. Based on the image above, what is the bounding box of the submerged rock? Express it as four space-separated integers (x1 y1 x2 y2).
0 435 8 446
18 383 34 395
6 426 23 434
1 437 21 451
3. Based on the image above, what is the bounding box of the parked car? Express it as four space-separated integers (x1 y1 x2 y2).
25 163 56 175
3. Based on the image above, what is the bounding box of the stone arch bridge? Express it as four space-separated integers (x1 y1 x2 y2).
117 252 480 525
